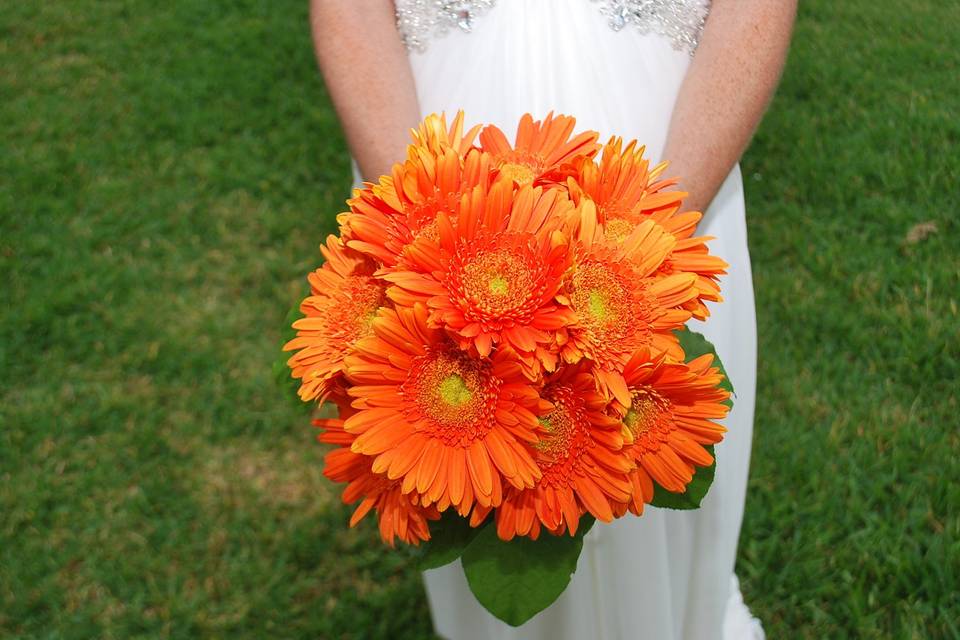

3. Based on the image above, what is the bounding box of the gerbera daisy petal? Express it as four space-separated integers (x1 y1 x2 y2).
480 113 600 187
616 354 731 502
496 368 632 539
320 420 439 546
388 185 575 371
467 442 496 499
289 112 733 548
284 236 386 403
343 305 543 513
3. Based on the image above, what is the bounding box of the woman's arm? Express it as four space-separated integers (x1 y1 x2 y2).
310 0 420 181
660 0 797 213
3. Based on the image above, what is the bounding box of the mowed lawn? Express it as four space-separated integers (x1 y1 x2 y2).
1 1 957 638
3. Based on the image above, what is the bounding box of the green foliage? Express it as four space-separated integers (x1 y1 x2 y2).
416 511 483 571
1 0 957 638
461 518 596 627
418 511 596 626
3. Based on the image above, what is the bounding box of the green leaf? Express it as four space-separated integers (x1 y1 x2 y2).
417 511 484 571
461 517 595 626
648 328 730 510
650 444 716 509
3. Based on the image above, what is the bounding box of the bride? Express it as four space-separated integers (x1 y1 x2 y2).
310 1 796 638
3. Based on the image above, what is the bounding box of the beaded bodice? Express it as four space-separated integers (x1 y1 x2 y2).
395 0 711 54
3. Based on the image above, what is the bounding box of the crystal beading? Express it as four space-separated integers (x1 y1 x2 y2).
395 0 710 54
394 0 497 53
591 0 709 52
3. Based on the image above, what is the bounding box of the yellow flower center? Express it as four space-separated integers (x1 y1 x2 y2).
535 409 575 462
488 275 509 295
359 310 378 334
415 219 440 243
566 260 657 368
439 374 472 407
499 162 536 185
461 249 534 317
406 350 498 446
624 388 670 440
588 290 609 321
571 263 630 330
603 218 635 244
534 386 593 484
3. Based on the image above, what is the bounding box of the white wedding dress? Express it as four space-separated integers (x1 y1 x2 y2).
387 2 762 638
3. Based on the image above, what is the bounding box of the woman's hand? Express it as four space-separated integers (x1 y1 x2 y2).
311 0 421 181
660 0 798 213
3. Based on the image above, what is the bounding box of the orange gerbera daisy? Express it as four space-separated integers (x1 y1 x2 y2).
342 304 547 515
647 209 727 320
560 206 698 404
567 137 684 230
479 113 600 186
340 143 492 270
409 110 482 156
318 416 439 546
283 236 386 402
495 366 632 540
613 349 730 516
567 138 728 320
385 181 576 373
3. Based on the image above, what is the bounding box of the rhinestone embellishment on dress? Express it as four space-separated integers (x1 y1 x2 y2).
591 0 709 52
395 0 497 53
395 0 710 54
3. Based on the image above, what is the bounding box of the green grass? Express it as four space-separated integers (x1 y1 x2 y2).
1 1 957 638
741 3 959 637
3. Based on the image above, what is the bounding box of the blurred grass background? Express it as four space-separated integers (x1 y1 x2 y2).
1 1 957 638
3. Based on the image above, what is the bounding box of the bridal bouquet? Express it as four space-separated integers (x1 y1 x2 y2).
283 112 732 625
